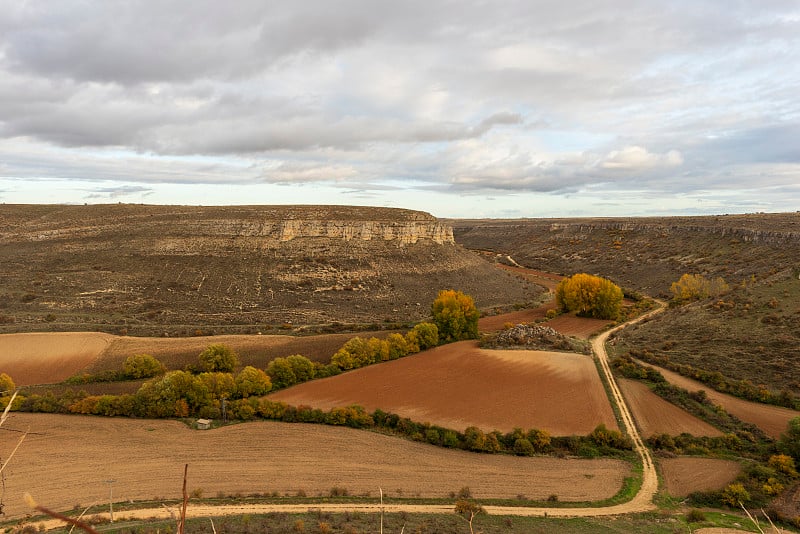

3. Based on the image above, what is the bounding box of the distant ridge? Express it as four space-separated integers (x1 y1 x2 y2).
0 204 542 335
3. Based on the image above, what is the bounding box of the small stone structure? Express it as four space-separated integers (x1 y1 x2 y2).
196 418 212 430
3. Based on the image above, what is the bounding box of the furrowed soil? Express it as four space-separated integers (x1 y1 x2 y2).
269 341 618 435
1 413 629 519
543 315 613 339
659 457 741 497
618 378 723 437
0 332 114 385
0 331 396 386
635 361 800 439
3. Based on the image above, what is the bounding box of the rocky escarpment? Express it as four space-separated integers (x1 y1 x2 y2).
1 204 454 248
0 204 542 335
452 213 800 295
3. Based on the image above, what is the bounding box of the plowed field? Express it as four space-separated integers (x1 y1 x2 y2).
478 305 550 332
636 361 800 439
659 457 741 497
0 332 114 385
619 379 722 437
1 413 630 519
543 315 613 339
0 331 394 385
269 341 618 435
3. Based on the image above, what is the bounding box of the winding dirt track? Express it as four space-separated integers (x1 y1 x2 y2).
25 303 667 531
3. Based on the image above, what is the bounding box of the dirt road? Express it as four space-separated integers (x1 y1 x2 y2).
22 302 667 531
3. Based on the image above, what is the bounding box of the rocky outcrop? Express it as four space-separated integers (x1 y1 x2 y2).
0 205 455 247
0 204 540 335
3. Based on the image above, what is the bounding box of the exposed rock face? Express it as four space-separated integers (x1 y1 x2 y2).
0 204 540 335
452 213 800 295
2 205 455 248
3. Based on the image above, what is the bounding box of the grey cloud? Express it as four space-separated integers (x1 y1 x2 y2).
85 185 154 199
0 0 798 211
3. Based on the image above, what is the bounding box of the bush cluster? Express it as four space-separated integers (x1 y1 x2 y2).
688 454 799 511
670 273 730 303
627 349 799 410
330 323 438 371
3 377 634 458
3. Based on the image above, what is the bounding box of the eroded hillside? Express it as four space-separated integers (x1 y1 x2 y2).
452 213 800 295
0 204 543 335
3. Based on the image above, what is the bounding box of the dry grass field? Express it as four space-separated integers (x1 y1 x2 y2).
619 379 723 437
0 332 114 385
659 457 741 497
270 341 618 435
1 413 630 519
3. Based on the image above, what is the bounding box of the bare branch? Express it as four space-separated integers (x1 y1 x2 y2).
24 493 100 534
179 463 189 534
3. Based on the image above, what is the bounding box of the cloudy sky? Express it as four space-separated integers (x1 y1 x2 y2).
1 1 798 217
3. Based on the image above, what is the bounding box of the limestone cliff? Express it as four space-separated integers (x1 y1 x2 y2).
0 204 540 335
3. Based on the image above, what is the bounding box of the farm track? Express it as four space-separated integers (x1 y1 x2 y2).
27 301 667 531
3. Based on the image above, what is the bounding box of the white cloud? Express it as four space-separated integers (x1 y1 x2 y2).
0 0 798 214
601 146 684 171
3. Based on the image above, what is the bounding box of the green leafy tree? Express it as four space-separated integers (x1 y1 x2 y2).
0 372 15 394
527 428 552 452
235 366 272 398
286 354 316 382
431 290 479 343
555 273 623 320
330 348 356 371
463 426 487 451
266 357 298 389
386 333 409 360
198 344 239 373
122 354 166 379
409 322 439 350
780 417 800 462
513 438 534 456
721 482 750 507
135 370 212 417
198 372 236 400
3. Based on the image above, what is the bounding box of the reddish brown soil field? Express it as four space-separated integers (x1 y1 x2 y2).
497 265 562 291
270 341 618 435
478 305 550 332
659 457 741 497
543 315 613 339
1 413 630 519
0 331 396 385
0 332 114 385
638 361 800 439
88 331 388 372
619 379 722 437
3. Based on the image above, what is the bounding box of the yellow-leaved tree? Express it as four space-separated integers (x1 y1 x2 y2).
555 273 623 320
670 273 729 302
431 289 479 343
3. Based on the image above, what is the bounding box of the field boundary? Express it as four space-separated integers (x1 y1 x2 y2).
15 302 669 532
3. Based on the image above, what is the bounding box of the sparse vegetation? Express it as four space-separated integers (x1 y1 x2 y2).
670 273 730 303
480 323 589 353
